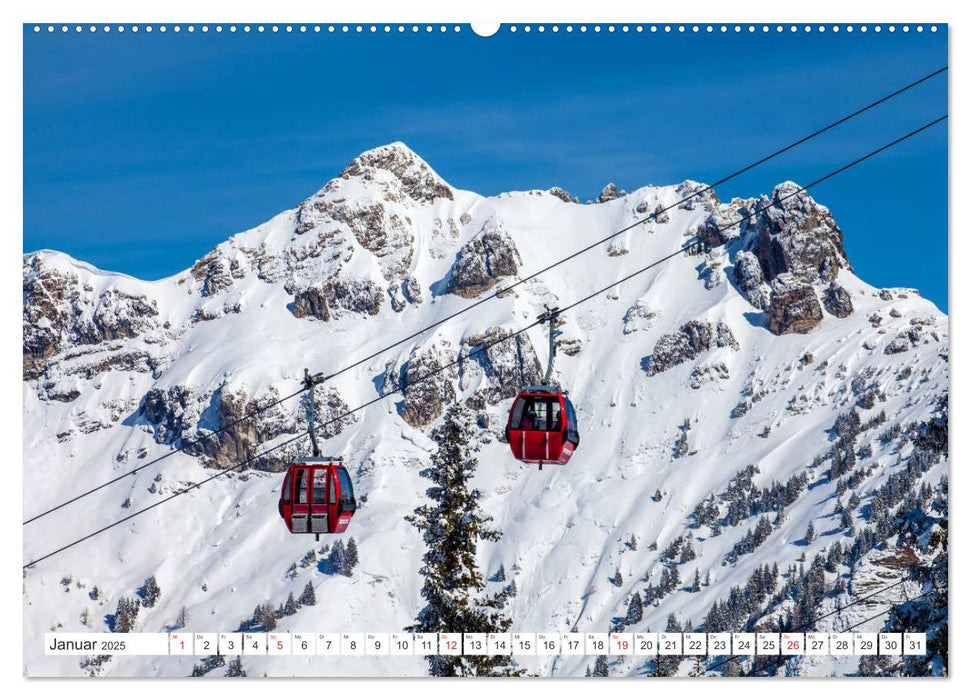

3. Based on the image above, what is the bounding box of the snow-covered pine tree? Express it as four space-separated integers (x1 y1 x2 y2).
225 656 246 677
343 537 359 576
113 596 140 633
254 603 276 632
283 591 298 616
692 569 701 592
592 655 609 676
329 539 346 575
494 564 506 582
625 592 643 624
613 568 623 587
405 404 518 677
176 605 188 628
298 581 316 606
140 575 161 607
804 520 816 544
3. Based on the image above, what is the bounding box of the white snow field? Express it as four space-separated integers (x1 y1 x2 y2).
22 143 947 677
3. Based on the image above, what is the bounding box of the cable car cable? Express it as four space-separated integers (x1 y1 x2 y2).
21 116 947 568
22 69 946 527
21 385 307 525
287 66 948 392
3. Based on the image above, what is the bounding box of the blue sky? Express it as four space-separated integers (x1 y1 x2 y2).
23 25 948 310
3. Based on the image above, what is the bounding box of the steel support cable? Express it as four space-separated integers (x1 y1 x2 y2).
22 115 947 568
23 68 945 526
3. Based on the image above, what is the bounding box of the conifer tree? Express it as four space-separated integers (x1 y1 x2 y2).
805 520 816 544
592 655 609 676
113 596 140 633
329 539 346 575
225 656 246 677
343 537 359 576
494 565 506 582
626 592 643 625
406 404 518 677
283 592 298 616
140 575 161 608
298 581 316 606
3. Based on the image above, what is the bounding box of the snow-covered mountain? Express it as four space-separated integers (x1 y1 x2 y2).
23 142 948 677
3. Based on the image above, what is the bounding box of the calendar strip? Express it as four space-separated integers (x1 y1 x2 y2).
45 632 928 656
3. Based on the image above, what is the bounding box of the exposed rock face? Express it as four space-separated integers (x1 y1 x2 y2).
23 256 159 379
289 143 454 283
732 251 770 310
751 182 851 285
597 183 620 203
292 278 384 322
885 336 911 355
336 142 454 204
328 201 415 281
698 199 748 248
445 221 521 298
292 287 331 321
463 327 544 404
548 187 573 203
823 283 854 318
402 275 423 305
191 251 246 297
766 274 824 335
675 180 719 212
386 340 459 428
140 384 352 472
646 320 739 376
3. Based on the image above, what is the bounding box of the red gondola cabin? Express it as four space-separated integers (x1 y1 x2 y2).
278 459 356 536
505 385 579 466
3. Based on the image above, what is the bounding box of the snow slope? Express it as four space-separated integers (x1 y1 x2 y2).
22 143 948 677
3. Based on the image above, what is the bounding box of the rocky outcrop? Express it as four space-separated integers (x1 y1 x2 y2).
765 274 824 335
445 221 521 298
675 180 719 212
140 384 352 472
292 278 384 321
23 256 159 379
823 283 854 318
462 327 543 403
328 201 414 280
732 251 770 310
384 340 459 428
750 182 851 285
289 143 455 282
597 183 622 203
698 199 749 249
402 276 423 305
548 187 573 203
646 320 739 376
336 142 454 204
190 251 246 297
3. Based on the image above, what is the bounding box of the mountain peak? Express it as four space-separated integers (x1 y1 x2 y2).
335 141 454 204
